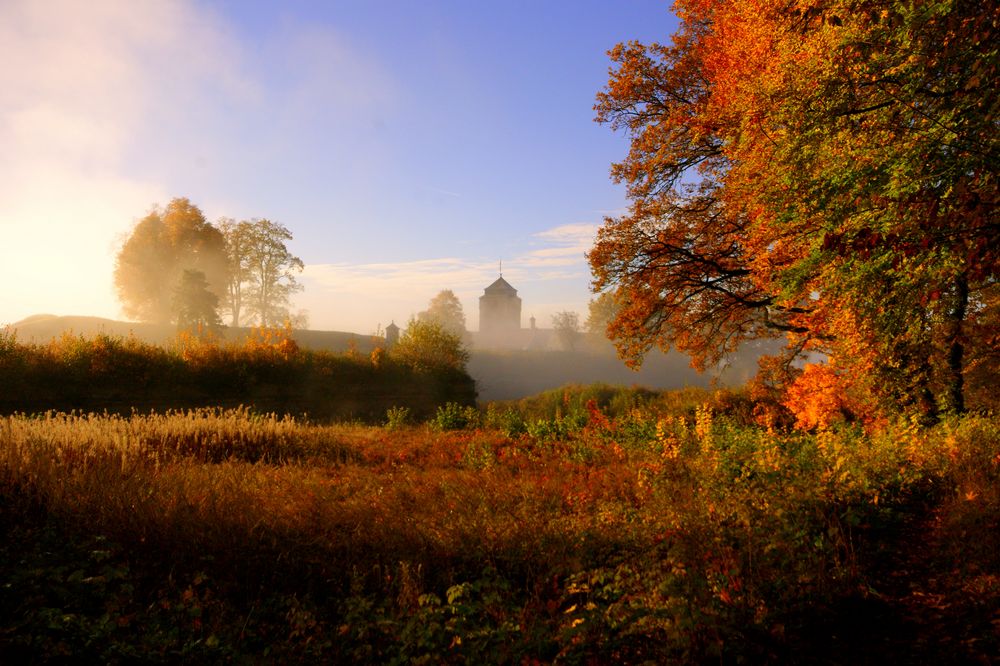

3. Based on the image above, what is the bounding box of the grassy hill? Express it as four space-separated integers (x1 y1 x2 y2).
5 315 379 353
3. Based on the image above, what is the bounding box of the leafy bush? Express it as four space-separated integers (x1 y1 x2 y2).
389 318 470 373
483 404 526 438
432 402 480 431
385 406 412 430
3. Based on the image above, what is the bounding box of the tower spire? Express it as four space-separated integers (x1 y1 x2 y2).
499 259 502 277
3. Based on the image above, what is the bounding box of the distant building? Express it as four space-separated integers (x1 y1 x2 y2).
473 273 557 350
478 275 522 348
383 274 558 351
384 321 400 347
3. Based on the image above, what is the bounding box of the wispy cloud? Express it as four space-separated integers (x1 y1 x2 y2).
305 258 488 296
299 257 495 331
299 221 599 330
533 223 601 243
305 221 598 299
519 223 599 268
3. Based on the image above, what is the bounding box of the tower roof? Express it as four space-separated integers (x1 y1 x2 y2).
483 276 517 296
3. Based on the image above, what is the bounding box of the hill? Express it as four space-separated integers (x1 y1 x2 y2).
4 315 378 353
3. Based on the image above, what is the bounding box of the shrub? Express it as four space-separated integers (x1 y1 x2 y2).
483 404 527 438
389 318 470 373
432 402 480 431
385 406 411 430
783 363 854 430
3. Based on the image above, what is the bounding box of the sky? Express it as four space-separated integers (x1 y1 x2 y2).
0 0 679 334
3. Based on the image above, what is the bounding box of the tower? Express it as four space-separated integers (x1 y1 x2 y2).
478 272 522 348
384 321 400 347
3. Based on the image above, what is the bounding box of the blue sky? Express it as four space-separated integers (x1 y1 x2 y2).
0 0 678 333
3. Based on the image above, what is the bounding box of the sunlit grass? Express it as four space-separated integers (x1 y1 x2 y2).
1 398 997 662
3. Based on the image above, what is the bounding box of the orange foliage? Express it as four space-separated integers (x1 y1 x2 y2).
243 322 300 359
591 0 999 414
172 322 300 368
370 346 385 369
783 363 850 431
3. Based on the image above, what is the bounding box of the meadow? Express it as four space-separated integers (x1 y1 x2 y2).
2 385 997 663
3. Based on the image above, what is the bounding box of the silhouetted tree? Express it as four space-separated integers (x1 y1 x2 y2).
172 269 223 331
216 218 253 327
418 289 467 337
552 311 581 351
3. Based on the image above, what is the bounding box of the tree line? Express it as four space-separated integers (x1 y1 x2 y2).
114 198 304 330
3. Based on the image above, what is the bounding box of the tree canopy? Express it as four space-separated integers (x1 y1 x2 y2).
418 290 467 338
218 218 304 327
116 201 305 330
172 269 223 331
590 0 998 416
114 198 228 324
216 218 253 328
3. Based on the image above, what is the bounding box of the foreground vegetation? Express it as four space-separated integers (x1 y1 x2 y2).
2 387 997 663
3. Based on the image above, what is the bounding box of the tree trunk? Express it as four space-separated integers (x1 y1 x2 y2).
913 354 939 426
943 274 969 414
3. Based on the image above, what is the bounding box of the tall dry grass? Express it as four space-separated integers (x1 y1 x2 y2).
1 399 997 662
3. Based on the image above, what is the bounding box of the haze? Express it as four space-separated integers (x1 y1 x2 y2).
0 1 678 333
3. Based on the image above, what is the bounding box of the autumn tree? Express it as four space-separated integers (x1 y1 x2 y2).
220 219 304 328
590 31 776 372
590 0 999 415
418 289 467 338
713 0 999 416
114 198 228 324
551 311 582 351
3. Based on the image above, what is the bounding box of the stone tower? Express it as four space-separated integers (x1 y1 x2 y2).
478 274 522 348
384 321 400 347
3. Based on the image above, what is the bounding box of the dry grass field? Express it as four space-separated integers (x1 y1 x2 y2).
2 389 997 662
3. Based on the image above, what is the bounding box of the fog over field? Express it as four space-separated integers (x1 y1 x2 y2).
5 313 774 403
